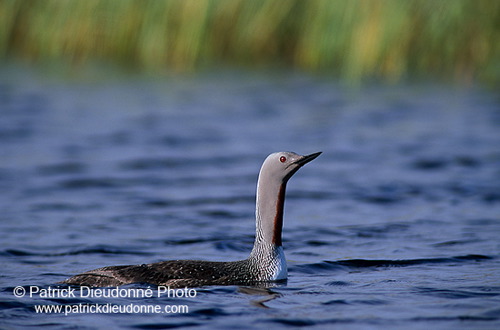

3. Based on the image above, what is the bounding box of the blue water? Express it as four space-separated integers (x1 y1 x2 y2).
1 66 499 329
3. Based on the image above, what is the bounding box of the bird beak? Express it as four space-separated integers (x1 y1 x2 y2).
283 152 322 183
295 152 322 167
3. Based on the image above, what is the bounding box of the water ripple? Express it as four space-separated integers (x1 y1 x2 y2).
292 255 493 273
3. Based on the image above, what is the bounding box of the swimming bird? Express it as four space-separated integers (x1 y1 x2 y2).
61 151 321 288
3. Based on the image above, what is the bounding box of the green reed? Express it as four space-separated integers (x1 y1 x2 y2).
0 0 498 83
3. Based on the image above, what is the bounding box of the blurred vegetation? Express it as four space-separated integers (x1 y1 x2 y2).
0 0 498 84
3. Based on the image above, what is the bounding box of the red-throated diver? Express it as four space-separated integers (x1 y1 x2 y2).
61 151 321 288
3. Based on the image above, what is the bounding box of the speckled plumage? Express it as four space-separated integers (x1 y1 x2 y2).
61 152 320 288
62 249 281 288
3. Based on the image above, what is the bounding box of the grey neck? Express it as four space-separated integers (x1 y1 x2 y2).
250 169 287 258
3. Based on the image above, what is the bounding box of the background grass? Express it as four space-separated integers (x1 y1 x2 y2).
0 0 498 84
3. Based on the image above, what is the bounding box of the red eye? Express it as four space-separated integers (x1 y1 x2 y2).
280 156 287 163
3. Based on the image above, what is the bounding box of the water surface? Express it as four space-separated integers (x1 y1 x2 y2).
1 67 499 329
